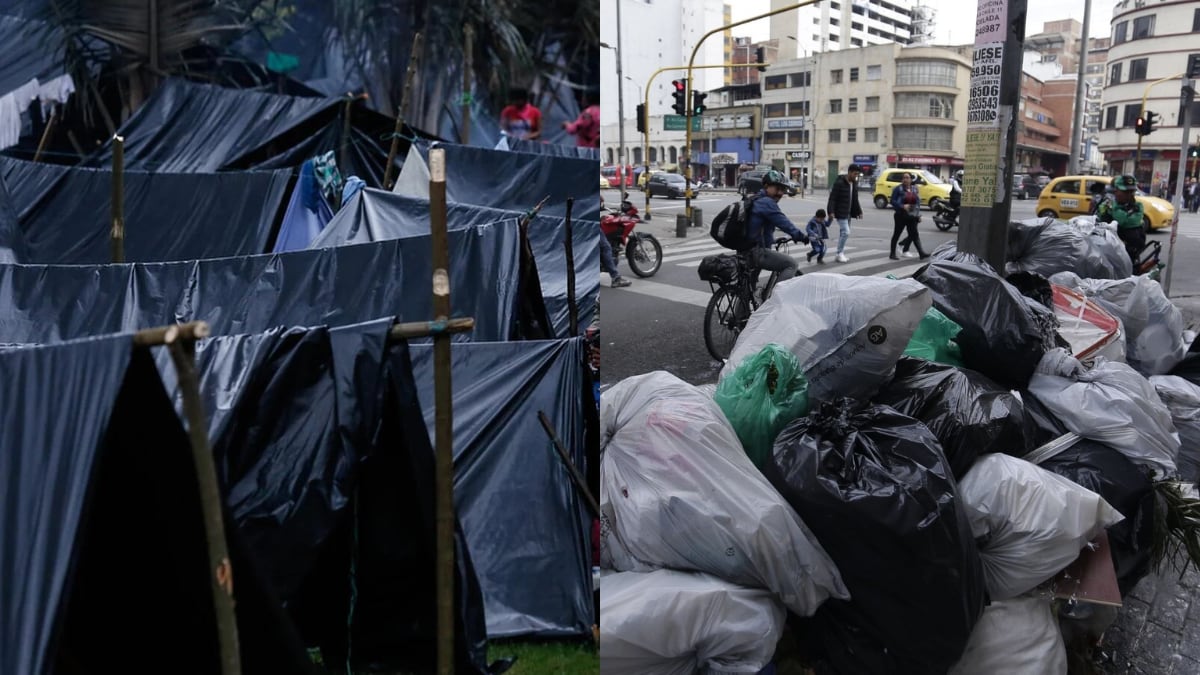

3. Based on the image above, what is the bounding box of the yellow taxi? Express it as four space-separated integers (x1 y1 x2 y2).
600 175 611 189
1036 175 1175 231
871 168 954 209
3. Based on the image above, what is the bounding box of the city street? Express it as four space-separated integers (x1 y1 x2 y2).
601 186 1200 387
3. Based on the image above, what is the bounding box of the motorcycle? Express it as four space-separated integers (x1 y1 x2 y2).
932 199 959 231
601 200 663 277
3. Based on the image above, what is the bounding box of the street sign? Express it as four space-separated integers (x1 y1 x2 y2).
663 115 703 131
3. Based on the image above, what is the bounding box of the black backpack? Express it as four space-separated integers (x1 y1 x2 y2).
710 195 759 252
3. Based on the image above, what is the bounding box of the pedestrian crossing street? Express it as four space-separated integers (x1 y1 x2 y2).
619 237 931 309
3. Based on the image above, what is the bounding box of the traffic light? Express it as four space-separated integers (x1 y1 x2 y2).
671 79 687 115
1145 110 1159 134
691 90 708 116
636 103 646 133
755 46 767 72
1135 115 1147 135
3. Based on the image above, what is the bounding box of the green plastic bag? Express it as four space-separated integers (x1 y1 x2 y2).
714 343 809 468
904 307 965 366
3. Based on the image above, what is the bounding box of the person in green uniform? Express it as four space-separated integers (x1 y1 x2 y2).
1096 174 1145 267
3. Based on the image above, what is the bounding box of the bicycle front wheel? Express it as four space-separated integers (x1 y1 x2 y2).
704 286 746 361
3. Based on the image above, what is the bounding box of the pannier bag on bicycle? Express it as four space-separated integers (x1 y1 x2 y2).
710 196 760 252
698 254 740 284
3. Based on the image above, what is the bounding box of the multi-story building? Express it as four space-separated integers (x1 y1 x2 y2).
750 42 972 189
1016 72 1074 176
769 0 916 62
1098 0 1200 189
599 0 728 127
728 37 778 86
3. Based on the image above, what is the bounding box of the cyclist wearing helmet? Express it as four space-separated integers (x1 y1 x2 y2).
746 169 809 290
1096 174 1145 266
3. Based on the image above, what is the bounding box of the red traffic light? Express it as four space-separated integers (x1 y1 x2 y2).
672 80 685 91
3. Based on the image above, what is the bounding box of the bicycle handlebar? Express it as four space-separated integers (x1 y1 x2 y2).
774 236 793 248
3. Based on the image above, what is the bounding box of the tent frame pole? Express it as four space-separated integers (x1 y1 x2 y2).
134 321 242 675
384 32 425 191
563 197 578 335
111 135 125 263
461 25 473 145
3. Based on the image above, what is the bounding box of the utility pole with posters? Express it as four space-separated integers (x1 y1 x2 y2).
958 0 1027 272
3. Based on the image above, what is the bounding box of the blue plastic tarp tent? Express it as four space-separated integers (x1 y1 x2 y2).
407 338 594 637
0 235 520 344
0 156 290 263
313 188 599 336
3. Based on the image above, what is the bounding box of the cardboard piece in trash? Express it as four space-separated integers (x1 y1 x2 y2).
1052 530 1123 607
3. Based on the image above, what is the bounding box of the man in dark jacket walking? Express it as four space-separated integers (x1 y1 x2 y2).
826 163 864 262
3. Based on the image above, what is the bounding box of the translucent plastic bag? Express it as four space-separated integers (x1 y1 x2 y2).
714 343 809 468
1065 275 1185 376
599 569 786 675
950 596 1067 675
959 454 1123 600
600 372 849 616
721 273 930 404
903 306 964 366
1150 375 1200 484
1028 348 1180 478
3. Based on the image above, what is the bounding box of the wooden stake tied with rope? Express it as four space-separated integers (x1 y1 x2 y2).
111 135 125 264
383 32 425 191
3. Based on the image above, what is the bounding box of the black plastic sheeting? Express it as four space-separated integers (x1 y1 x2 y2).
420 141 600 221
0 236 520 344
0 336 316 674
150 320 494 671
1040 439 1156 597
873 356 1035 479
497 137 600 160
312 188 600 336
914 260 1062 390
0 168 21 262
766 399 986 675
85 79 435 181
407 338 594 637
0 156 289 263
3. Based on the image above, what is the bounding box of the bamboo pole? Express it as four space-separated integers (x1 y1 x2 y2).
563 197 578 335
461 25 473 145
111 135 125 263
536 411 600 518
33 107 57 163
338 94 354 206
133 321 211 346
383 32 424 190
158 323 241 675
429 148 455 675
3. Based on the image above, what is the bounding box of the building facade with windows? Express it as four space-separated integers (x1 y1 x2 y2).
754 42 971 188
1097 0 1200 189
768 0 916 61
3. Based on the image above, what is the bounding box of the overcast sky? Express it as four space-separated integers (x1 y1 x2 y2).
730 0 1115 46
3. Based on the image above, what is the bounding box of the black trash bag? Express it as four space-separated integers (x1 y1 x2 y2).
764 399 986 675
1170 353 1200 385
1006 271 1054 309
873 357 1035 479
914 260 1060 390
1020 389 1072 447
1006 220 1129 281
1039 439 1156 597
928 240 991 269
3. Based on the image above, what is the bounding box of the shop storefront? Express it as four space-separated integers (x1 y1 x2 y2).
885 154 963 180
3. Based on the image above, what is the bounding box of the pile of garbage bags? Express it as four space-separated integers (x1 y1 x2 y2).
599 259 1198 674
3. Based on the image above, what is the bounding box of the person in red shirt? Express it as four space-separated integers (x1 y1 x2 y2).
500 88 542 141
563 92 600 148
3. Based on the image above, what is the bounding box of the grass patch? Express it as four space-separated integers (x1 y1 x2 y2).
487 638 598 675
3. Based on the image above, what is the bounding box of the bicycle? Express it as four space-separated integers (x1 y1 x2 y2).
700 237 795 361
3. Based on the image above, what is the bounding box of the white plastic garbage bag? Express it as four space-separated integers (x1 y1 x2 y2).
959 454 1123 600
720 273 930 404
949 596 1067 675
1027 349 1180 478
600 371 849 616
1150 375 1200 483
1056 275 1185 375
599 569 786 675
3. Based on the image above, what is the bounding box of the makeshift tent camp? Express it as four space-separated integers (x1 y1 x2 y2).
0 15 77 150
0 156 289 263
411 141 600 221
408 338 595 637
310 188 599 337
0 235 522 344
85 79 438 184
0 335 316 675
0 329 499 673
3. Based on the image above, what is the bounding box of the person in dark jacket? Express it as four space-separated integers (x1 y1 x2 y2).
746 169 808 298
889 172 929 259
825 163 864 262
